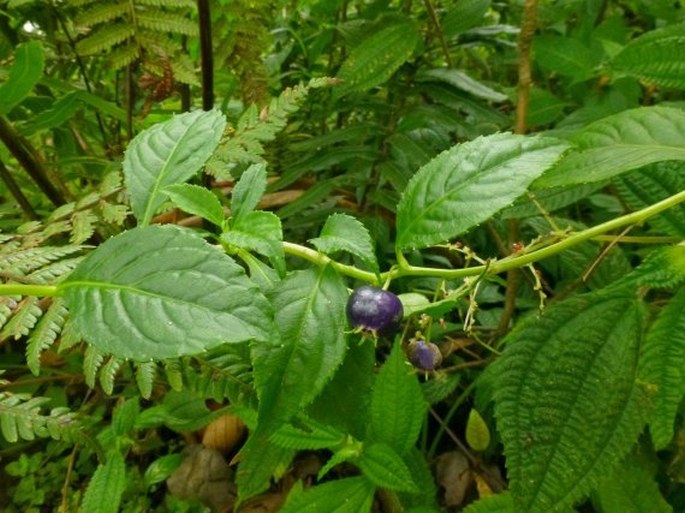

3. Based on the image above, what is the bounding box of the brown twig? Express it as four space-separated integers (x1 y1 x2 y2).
0 117 71 206
423 0 453 67
497 0 539 335
0 157 38 219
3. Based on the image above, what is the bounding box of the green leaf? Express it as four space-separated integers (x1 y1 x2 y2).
466 409 490 452
309 213 379 273
280 477 376 513
223 211 285 276
135 390 223 432
20 92 81 135
144 454 184 488
270 417 346 450
356 442 419 493
123 109 226 225
26 298 68 376
611 23 685 89
614 245 685 290
593 456 673 513
252 265 348 434
417 68 507 103
442 0 491 38
135 361 156 400
612 161 685 237
397 447 440 510
462 493 515 513
533 35 597 80
80 452 126 513
492 292 649 513
0 41 44 115
163 183 225 227
536 107 685 188
231 163 267 221
335 19 419 96
59 225 272 361
640 288 685 449
396 133 569 250
308 340 375 440
369 341 427 455
236 433 295 502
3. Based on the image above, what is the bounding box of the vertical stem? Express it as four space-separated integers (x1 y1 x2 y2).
423 0 453 67
198 0 214 111
0 157 38 219
498 0 538 334
0 117 69 206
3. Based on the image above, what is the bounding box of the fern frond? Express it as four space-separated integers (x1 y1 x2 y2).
0 298 16 330
99 202 129 225
137 0 195 7
0 297 43 341
189 343 254 404
26 298 68 375
84 345 106 388
136 11 198 36
58 318 82 353
171 54 201 87
70 210 98 244
74 1 129 28
109 44 141 71
0 245 84 275
100 356 124 395
164 359 184 391
0 392 79 442
27 257 84 284
76 24 136 55
135 361 157 399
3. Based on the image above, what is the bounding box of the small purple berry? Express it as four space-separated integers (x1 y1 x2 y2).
346 285 404 333
408 340 443 370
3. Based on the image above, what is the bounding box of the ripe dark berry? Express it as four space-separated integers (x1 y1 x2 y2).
407 340 443 370
346 285 404 333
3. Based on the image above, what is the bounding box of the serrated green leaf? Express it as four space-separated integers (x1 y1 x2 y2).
135 361 156 399
143 454 184 488
26 298 67 375
280 476 376 513
593 455 673 513
396 133 569 250
84 345 105 388
231 163 267 221
335 20 419 96
357 442 419 493
612 23 685 89
163 183 225 227
70 210 98 244
309 213 378 273
252 265 348 434
369 341 427 455
0 297 42 341
613 245 685 290
269 417 346 450
613 161 685 237
236 433 295 502
500 183 604 220
493 292 649 513
112 397 140 436
466 409 490 452
308 340 375 440
99 356 122 395
0 41 44 115
59 225 272 361
442 0 491 37
417 68 507 102
462 492 515 513
536 107 685 188
421 372 461 404
223 211 285 276
123 109 226 225
80 452 126 513
640 288 685 449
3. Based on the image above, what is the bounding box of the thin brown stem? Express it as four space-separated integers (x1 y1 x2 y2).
0 117 70 206
0 157 38 219
423 0 453 67
198 0 214 111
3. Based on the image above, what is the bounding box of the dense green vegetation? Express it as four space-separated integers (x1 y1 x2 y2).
1 0 685 511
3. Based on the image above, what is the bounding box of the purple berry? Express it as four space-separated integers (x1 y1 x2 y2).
408 340 443 370
346 285 404 333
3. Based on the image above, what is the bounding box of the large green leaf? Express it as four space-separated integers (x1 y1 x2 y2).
59 225 272 361
356 442 419 493
533 35 597 80
369 341 426 455
640 288 685 450
252 265 348 434
230 163 267 221
223 211 285 276
536 107 685 188
80 452 126 513
0 41 44 115
236 433 295 503
309 213 379 273
335 19 419 96
396 133 569 250
593 455 673 513
611 23 685 89
123 109 226 225
493 292 649 513
280 477 376 513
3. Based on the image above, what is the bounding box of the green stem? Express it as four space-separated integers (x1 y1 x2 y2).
284 190 685 283
0 284 58 297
